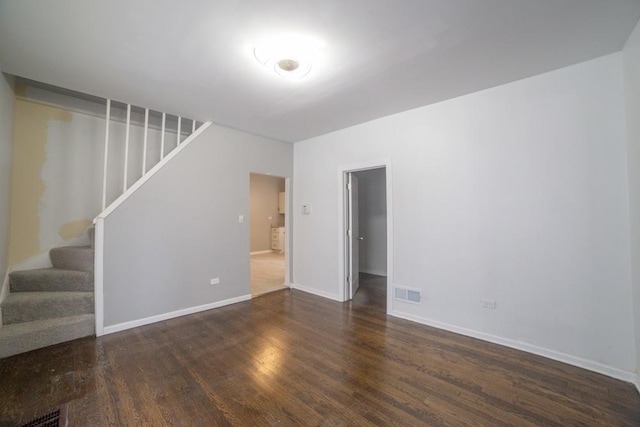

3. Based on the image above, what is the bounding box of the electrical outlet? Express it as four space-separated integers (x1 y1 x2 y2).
210 278 220 285
481 299 496 309
238 215 244 224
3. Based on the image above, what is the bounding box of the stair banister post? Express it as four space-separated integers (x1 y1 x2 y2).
94 217 105 336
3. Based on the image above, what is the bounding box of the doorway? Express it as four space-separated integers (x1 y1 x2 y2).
341 162 392 312
249 173 288 297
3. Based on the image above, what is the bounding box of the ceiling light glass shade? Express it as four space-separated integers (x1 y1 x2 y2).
253 34 324 81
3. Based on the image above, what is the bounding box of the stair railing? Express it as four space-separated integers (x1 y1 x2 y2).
99 99 210 213
94 98 212 336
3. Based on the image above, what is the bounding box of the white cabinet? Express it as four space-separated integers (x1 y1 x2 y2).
278 192 285 214
271 227 285 252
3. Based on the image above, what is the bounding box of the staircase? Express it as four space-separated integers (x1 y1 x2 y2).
0 88 212 356
0 231 95 359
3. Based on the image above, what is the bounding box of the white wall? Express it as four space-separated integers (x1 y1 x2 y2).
355 168 387 276
293 53 635 377
0 73 14 281
103 125 292 327
623 19 640 383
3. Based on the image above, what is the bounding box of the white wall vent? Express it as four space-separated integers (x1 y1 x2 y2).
394 286 422 304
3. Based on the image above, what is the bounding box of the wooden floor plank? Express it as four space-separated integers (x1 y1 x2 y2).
1 273 639 426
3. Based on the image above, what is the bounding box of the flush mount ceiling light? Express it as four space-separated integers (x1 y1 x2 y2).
253 34 325 81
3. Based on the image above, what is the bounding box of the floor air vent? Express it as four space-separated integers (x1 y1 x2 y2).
394 286 422 304
21 406 67 427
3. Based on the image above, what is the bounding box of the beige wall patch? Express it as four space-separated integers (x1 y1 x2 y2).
7 99 72 265
58 219 92 240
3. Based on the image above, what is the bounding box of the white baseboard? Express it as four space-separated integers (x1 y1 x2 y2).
635 376 640 396
103 294 252 335
389 309 637 384
290 283 343 302
250 250 273 255
360 269 387 276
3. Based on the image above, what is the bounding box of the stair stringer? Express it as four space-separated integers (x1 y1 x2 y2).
92 121 212 336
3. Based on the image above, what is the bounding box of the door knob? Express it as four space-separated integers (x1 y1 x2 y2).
357 236 364 240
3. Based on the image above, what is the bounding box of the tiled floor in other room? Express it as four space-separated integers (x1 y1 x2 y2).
250 251 285 297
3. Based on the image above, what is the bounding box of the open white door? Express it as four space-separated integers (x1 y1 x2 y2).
339 161 392 311
347 173 360 299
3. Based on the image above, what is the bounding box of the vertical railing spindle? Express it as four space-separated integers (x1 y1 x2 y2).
101 99 111 211
176 116 182 146
142 108 149 175
99 101 203 215
123 104 131 192
160 112 166 160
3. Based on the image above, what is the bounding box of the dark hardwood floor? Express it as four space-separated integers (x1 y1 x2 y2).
2 273 639 426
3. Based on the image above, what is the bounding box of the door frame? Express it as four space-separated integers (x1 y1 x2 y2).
337 159 393 313
346 172 360 299
248 173 291 292
284 177 291 287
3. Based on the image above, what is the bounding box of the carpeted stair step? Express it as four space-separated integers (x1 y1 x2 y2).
2 292 94 325
0 314 95 359
9 268 93 292
50 245 94 272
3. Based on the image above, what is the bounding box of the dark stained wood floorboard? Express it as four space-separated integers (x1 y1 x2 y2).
1 273 639 426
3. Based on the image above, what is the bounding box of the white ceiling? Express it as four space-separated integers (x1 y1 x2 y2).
1 0 639 143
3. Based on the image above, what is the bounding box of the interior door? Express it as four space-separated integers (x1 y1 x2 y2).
348 173 360 299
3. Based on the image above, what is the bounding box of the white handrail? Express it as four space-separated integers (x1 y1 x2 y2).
97 100 207 222
95 121 211 221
